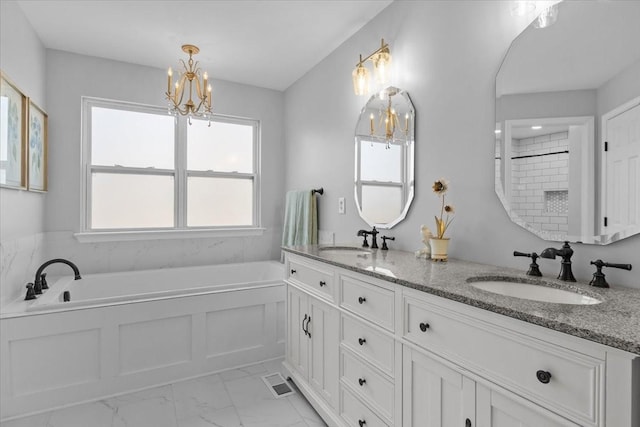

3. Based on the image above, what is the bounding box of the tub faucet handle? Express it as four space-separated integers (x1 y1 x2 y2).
25 283 37 301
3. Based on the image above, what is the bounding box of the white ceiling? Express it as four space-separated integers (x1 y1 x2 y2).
16 0 393 91
510 124 569 140
497 1 640 97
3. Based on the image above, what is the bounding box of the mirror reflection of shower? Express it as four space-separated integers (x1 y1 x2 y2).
498 116 594 242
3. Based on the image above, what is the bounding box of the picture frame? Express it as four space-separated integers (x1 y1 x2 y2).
0 72 28 190
27 99 48 192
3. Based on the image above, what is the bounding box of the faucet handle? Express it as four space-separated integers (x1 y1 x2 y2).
590 260 632 271
589 260 632 288
513 251 542 277
25 283 37 301
381 236 395 250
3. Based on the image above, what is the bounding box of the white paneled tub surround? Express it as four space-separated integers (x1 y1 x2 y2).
0 261 286 421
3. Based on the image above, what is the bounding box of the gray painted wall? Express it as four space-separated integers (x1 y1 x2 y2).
0 1 47 305
1 42 286 304
41 50 286 279
597 59 640 118
2 0 638 307
284 1 640 288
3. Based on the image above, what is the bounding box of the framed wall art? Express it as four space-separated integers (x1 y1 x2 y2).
0 72 27 189
27 99 48 192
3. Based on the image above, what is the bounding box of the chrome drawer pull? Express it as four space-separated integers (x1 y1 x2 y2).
358 296 366 304
536 370 552 384
419 322 430 332
358 338 367 346
358 378 366 386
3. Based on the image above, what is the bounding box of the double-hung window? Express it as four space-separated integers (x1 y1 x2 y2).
80 97 260 240
355 138 406 224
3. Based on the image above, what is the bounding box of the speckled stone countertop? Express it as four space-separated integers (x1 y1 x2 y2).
282 245 640 355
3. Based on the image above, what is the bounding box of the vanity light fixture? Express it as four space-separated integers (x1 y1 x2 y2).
511 1 561 28
533 2 559 29
510 1 536 17
352 39 392 96
165 44 212 122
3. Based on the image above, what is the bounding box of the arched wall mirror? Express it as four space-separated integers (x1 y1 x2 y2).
355 87 415 229
495 1 640 245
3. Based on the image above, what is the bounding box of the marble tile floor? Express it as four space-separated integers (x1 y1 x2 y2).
1 358 327 427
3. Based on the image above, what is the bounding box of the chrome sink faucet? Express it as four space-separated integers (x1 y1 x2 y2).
540 241 576 282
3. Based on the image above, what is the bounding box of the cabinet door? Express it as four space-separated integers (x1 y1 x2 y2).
476 384 580 427
287 285 309 379
308 296 339 408
403 347 475 427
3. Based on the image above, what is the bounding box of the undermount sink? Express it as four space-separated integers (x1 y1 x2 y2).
318 246 372 255
468 278 602 305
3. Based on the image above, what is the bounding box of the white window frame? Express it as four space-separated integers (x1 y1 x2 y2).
76 97 264 242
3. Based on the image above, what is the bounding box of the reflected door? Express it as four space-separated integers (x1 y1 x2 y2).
604 99 640 237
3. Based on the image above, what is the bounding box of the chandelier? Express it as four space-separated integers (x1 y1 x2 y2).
352 39 392 96
165 44 212 120
368 88 410 148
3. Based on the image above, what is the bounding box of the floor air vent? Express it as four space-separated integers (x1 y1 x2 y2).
261 372 295 398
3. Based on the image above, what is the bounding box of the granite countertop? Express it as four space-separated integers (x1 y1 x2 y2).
282 245 640 355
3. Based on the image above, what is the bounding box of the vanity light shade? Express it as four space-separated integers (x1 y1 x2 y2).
511 1 536 17
373 50 392 85
533 3 559 28
353 64 370 96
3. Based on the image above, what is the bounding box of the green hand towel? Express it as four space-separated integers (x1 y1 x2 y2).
282 190 318 246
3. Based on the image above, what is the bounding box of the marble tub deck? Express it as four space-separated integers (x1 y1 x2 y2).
283 245 640 355
0 358 326 427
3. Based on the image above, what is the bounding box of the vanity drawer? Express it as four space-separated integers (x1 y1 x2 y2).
342 315 395 377
287 258 334 301
404 297 603 424
341 349 394 423
340 386 390 427
340 275 394 332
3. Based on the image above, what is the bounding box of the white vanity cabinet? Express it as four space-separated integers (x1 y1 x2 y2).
403 345 582 427
286 257 340 417
403 346 476 427
283 253 639 427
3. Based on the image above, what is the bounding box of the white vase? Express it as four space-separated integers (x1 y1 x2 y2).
429 237 450 261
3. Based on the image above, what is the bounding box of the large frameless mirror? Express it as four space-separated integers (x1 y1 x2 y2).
495 1 640 244
355 87 415 229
